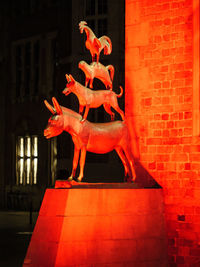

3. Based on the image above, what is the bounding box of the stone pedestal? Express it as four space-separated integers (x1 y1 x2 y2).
23 184 168 266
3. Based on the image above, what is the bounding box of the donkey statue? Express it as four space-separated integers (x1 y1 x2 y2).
79 60 114 90
79 21 112 62
44 97 136 183
63 74 124 122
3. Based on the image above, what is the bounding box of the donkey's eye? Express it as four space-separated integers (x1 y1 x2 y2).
51 115 58 120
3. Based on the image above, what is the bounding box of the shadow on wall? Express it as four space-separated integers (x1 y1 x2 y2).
134 158 161 188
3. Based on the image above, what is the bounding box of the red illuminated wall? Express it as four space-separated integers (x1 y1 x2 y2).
125 0 200 266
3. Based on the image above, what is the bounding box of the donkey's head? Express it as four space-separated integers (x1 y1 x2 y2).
62 74 76 96
44 97 64 139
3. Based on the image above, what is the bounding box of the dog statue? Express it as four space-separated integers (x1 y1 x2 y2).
63 74 124 122
44 97 136 182
78 60 114 90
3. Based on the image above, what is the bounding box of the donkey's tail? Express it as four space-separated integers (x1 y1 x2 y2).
117 86 123 98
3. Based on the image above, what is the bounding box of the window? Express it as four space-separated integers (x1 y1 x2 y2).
85 0 108 36
13 38 41 100
33 40 40 95
51 38 58 92
16 136 38 185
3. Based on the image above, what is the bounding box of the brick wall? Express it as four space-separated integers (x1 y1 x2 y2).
125 0 200 266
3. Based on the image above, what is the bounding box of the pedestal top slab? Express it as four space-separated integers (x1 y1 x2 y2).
54 180 159 189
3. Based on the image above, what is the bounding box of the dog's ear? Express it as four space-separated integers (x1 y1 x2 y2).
65 74 70 83
69 74 75 84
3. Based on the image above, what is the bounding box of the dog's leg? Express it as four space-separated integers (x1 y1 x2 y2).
85 77 89 87
92 54 95 62
79 105 84 116
81 104 90 122
89 78 93 88
68 147 80 181
77 147 86 182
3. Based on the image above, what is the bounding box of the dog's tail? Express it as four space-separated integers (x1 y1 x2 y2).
117 86 123 98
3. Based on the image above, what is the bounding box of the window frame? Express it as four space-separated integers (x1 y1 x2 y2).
12 35 42 101
16 135 38 186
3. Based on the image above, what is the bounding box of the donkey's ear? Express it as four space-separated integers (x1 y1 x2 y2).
52 97 62 115
44 100 56 114
69 74 75 84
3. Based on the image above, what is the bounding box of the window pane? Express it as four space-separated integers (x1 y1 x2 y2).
16 46 22 67
33 158 38 184
33 136 38 157
19 137 24 157
19 158 24 184
26 158 31 184
86 0 95 16
16 46 22 98
34 41 40 64
26 137 31 157
98 0 107 14
25 42 31 66
25 43 31 96
98 18 107 36
34 41 40 94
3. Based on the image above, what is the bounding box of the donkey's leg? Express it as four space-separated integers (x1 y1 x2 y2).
122 146 136 182
103 104 115 121
68 147 80 181
81 105 90 122
77 147 87 182
115 147 130 179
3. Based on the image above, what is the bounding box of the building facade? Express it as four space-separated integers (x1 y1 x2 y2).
126 0 200 265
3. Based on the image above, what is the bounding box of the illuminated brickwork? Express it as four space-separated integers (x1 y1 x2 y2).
125 0 200 265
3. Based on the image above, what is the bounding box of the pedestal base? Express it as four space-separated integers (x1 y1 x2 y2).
23 184 168 266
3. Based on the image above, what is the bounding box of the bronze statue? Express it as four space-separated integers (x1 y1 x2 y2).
43 21 135 183
63 74 124 122
44 97 136 182
78 61 114 90
79 21 112 62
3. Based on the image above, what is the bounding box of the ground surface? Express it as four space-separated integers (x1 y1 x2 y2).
0 211 38 267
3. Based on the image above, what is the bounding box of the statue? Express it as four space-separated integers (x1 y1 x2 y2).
43 21 136 183
44 97 136 182
79 21 112 62
78 61 114 90
63 74 124 122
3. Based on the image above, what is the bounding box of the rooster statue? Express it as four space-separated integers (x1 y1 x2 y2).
79 21 112 63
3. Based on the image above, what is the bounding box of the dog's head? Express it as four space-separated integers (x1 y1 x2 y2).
63 74 76 96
